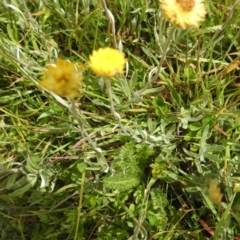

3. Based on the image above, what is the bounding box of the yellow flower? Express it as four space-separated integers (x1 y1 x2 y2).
39 58 83 98
89 47 127 77
160 0 207 29
208 180 223 205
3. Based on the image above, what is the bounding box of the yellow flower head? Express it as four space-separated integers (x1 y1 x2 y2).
160 0 207 29
89 47 127 77
39 58 83 98
208 180 223 205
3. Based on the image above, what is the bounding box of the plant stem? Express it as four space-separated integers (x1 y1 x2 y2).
133 178 157 239
74 165 85 240
101 0 117 49
105 78 123 130
69 99 109 171
135 25 176 96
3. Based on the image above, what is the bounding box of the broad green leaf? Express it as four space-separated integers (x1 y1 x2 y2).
8 175 37 198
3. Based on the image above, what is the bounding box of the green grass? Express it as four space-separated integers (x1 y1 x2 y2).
1 0 240 239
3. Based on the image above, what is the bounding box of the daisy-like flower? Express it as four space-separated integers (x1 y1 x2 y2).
89 47 127 77
39 58 83 98
160 0 207 29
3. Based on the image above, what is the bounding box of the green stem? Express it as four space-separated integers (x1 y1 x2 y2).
101 0 117 49
117 197 147 239
136 25 176 96
131 178 157 239
70 99 98 152
69 99 108 171
74 165 86 240
105 78 123 130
